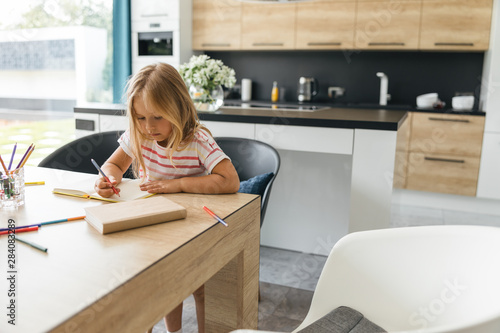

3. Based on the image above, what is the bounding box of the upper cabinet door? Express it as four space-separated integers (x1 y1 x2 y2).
355 1 422 50
241 3 296 50
420 0 493 51
192 0 241 50
296 0 356 50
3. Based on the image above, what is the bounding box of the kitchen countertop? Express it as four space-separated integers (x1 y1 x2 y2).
74 100 485 132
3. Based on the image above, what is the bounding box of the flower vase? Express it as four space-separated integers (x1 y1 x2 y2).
189 84 224 112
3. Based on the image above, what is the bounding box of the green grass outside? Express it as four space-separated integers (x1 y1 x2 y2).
0 118 75 168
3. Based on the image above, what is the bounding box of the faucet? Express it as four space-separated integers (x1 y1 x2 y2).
376 72 390 105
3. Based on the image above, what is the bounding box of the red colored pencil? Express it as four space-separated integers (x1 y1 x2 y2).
0 226 39 236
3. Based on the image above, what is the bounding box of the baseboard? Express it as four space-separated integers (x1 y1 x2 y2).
392 188 500 216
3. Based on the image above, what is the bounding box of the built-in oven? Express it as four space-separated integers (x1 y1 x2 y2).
131 20 180 74
130 0 191 74
138 31 173 56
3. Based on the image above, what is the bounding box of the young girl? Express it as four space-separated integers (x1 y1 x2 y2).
94 62 240 333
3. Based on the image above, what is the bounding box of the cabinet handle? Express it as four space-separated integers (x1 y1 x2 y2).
202 43 231 47
307 42 342 46
368 42 405 46
428 117 470 123
252 42 284 46
434 42 474 47
424 157 465 164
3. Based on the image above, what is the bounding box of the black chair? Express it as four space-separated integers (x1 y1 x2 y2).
215 137 280 228
38 131 133 177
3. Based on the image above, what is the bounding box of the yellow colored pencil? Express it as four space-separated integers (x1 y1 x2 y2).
25 181 45 186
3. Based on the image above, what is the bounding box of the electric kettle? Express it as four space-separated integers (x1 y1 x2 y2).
297 77 319 102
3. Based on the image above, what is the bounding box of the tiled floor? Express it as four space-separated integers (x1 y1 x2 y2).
151 203 500 333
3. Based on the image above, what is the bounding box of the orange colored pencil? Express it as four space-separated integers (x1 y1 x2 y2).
0 154 9 175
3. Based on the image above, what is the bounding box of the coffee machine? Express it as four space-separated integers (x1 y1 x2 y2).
297 77 318 102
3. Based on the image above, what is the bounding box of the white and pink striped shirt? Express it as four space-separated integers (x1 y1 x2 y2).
118 129 229 181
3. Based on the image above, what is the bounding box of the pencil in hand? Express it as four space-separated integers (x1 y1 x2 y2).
90 159 120 197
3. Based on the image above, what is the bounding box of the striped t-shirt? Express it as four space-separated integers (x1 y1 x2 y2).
118 129 229 181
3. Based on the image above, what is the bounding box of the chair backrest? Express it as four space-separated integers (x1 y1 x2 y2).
38 131 130 176
215 137 280 227
294 225 500 333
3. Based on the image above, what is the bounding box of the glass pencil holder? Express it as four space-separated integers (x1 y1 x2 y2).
1 167 25 209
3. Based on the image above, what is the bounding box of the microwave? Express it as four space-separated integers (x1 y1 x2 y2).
138 31 173 56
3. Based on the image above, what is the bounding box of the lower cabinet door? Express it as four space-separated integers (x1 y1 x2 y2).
406 152 480 196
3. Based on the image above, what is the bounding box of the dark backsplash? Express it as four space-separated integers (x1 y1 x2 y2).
206 50 485 108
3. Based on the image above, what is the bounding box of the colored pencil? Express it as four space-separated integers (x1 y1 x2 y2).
8 143 17 170
14 235 48 253
0 226 39 236
202 206 228 227
14 143 33 170
40 215 86 226
19 144 35 168
25 181 45 186
0 216 85 232
0 154 9 176
91 158 120 197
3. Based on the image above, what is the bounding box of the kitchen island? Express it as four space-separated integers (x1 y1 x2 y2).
74 103 408 255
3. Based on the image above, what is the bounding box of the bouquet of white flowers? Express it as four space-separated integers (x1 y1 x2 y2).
179 55 236 111
179 54 236 91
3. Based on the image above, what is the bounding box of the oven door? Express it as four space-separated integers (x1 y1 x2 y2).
131 20 180 73
138 31 173 56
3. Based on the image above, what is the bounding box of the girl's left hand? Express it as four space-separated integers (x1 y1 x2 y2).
140 179 180 194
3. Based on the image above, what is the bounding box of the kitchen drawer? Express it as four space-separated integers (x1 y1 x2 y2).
410 113 485 156
406 152 480 196
255 124 353 154
201 121 255 140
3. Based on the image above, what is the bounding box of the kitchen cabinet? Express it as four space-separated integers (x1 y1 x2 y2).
420 0 493 51
355 1 422 50
393 112 411 188
295 0 356 50
241 2 296 50
192 0 494 51
403 112 485 196
192 0 241 50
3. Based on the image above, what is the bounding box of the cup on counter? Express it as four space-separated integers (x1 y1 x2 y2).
452 95 474 111
241 78 252 101
1 167 25 208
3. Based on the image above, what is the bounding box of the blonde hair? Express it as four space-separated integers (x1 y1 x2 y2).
125 62 209 180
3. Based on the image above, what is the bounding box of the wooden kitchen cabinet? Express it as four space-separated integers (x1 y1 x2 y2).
296 1 356 50
404 112 485 196
192 0 241 50
420 0 493 51
393 112 411 189
240 2 296 50
355 1 422 50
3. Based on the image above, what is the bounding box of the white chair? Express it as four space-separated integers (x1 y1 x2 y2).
232 225 500 333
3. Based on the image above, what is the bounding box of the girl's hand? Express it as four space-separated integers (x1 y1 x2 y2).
94 176 121 198
139 179 181 194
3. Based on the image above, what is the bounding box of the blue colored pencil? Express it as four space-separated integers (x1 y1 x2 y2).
8 143 17 170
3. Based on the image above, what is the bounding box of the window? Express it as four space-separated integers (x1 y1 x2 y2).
0 0 113 167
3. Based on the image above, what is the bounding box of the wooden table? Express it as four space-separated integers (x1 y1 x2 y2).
0 167 260 333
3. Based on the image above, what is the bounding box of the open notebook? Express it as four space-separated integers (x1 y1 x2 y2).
53 179 154 203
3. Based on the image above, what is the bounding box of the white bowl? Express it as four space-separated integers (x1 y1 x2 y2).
416 93 439 108
452 96 474 111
